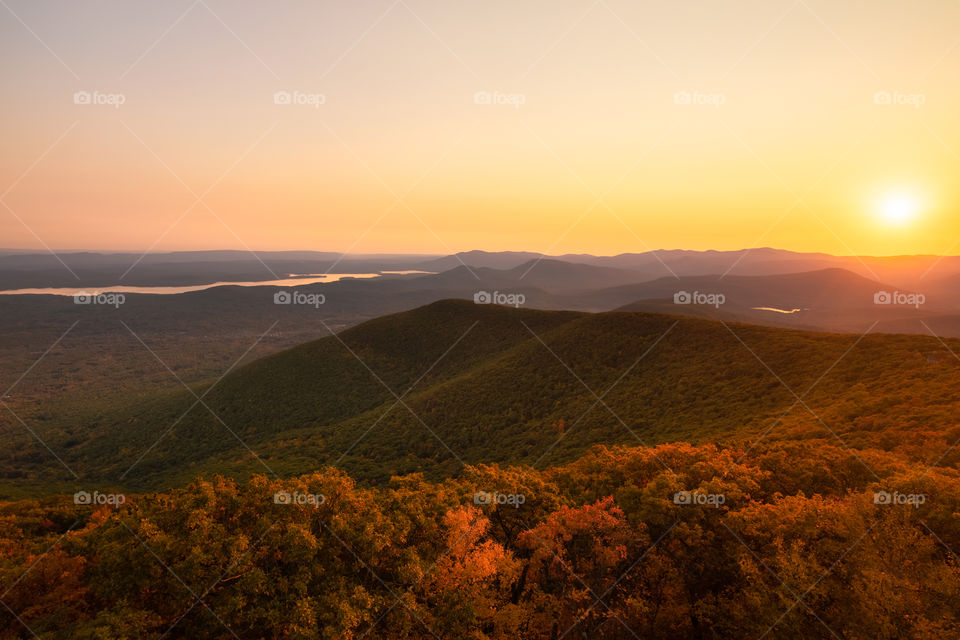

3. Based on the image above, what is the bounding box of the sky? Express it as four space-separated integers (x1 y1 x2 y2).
1 0 959 257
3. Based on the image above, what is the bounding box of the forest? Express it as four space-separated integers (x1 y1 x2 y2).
2 302 960 638
1 437 958 639
4 300 960 496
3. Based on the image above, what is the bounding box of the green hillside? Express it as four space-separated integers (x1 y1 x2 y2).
5 300 960 495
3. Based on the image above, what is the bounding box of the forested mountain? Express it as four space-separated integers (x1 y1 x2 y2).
2 301 960 638
6 300 959 497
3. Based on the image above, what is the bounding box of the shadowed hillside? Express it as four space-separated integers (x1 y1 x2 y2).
6 299 960 496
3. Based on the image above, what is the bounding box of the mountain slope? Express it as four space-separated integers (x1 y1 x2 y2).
12 299 955 495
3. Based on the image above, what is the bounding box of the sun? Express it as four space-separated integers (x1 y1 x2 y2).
875 191 923 226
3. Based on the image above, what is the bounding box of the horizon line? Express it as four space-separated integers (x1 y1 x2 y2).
0 247 955 260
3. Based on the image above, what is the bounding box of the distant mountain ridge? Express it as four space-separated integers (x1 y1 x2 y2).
4 247 960 290
414 248 960 289
2 257 956 338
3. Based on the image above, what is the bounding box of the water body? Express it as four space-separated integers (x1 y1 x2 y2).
751 306 806 314
0 271 432 297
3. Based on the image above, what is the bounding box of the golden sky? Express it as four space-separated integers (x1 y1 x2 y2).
1 0 959 256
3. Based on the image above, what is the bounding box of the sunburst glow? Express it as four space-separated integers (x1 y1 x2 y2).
876 191 924 226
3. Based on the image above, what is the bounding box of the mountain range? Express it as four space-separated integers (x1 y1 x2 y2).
4 246 960 291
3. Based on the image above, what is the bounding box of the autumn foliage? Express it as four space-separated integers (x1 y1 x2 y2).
1 441 959 638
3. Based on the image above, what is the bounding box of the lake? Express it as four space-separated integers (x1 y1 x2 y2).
0 271 432 297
